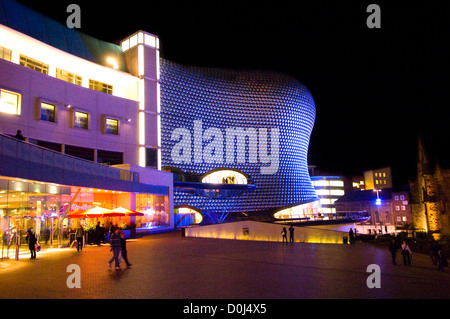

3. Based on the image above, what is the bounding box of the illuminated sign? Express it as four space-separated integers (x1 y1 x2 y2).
170 120 280 175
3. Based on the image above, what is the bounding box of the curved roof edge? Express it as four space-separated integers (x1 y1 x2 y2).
0 0 128 72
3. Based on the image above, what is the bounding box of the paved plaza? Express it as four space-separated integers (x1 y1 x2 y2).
0 231 449 299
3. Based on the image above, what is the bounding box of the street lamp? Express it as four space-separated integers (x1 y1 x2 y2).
374 189 381 205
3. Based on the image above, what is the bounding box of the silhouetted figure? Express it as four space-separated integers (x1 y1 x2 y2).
281 227 287 244
14 130 25 141
289 225 295 243
389 238 398 265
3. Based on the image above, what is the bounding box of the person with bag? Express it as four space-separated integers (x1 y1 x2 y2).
401 241 412 266
75 225 85 252
26 229 37 259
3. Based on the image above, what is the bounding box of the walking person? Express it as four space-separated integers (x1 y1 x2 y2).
108 228 122 270
95 221 102 245
401 240 412 266
388 238 399 265
120 231 132 269
281 227 288 244
289 225 295 243
437 248 448 272
26 229 37 259
75 225 85 252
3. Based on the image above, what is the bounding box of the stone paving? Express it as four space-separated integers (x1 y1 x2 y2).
0 231 449 299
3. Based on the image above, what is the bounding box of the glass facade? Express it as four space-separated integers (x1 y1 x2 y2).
0 176 170 259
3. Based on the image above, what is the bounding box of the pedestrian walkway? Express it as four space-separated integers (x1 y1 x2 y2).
0 231 449 299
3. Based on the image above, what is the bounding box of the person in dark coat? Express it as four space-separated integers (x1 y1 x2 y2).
289 225 295 243
95 221 102 245
437 249 448 272
120 231 132 268
14 130 25 141
75 226 85 252
388 238 399 265
26 229 37 259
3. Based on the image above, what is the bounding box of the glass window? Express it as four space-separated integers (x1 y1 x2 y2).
0 46 12 62
40 102 56 122
105 118 119 135
74 111 89 130
401 206 406 211
400 195 405 200
202 170 248 185
395 206 400 211
56 68 82 86
394 196 399 200
89 80 113 95
330 189 345 196
0 89 21 115
19 55 48 75
313 180 329 187
329 180 344 187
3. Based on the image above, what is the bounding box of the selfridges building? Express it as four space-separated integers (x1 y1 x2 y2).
160 59 320 222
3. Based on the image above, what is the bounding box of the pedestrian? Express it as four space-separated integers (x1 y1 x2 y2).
120 231 132 268
429 240 441 266
401 241 412 266
388 238 398 265
108 228 122 270
289 225 295 243
95 221 102 245
26 229 37 259
75 225 85 252
349 228 355 244
437 249 448 272
281 227 287 244
14 130 25 141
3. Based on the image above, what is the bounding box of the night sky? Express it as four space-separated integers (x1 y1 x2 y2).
17 0 450 186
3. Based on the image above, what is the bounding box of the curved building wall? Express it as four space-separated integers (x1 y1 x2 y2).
160 59 318 215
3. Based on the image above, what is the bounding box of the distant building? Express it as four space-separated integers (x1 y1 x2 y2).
310 176 345 217
363 166 393 190
335 188 412 234
409 137 450 236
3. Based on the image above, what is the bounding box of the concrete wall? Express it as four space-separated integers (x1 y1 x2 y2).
185 221 350 244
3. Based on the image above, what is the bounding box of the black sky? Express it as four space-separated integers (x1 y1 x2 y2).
17 0 450 186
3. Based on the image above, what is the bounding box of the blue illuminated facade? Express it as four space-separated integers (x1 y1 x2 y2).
160 59 319 218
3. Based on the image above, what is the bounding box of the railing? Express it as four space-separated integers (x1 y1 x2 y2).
0 132 139 184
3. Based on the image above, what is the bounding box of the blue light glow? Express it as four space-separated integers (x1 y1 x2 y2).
160 59 318 215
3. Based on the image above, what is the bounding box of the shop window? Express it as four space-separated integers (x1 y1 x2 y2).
0 88 21 115
19 55 48 75
177 207 203 224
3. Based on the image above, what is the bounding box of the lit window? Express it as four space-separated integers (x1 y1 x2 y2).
375 173 378 177
89 80 113 95
395 206 400 211
105 118 119 135
402 216 407 222
401 206 406 211
400 195 405 200
329 180 344 187
330 189 345 196
383 180 386 184
56 68 82 86
19 55 48 75
320 198 331 205
0 46 12 62
394 196 399 200
0 89 21 115
74 111 89 130
397 216 402 222
313 180 329 187
383 173 386 177
315 189 330 196
40 102 56 122
375 180 379 185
